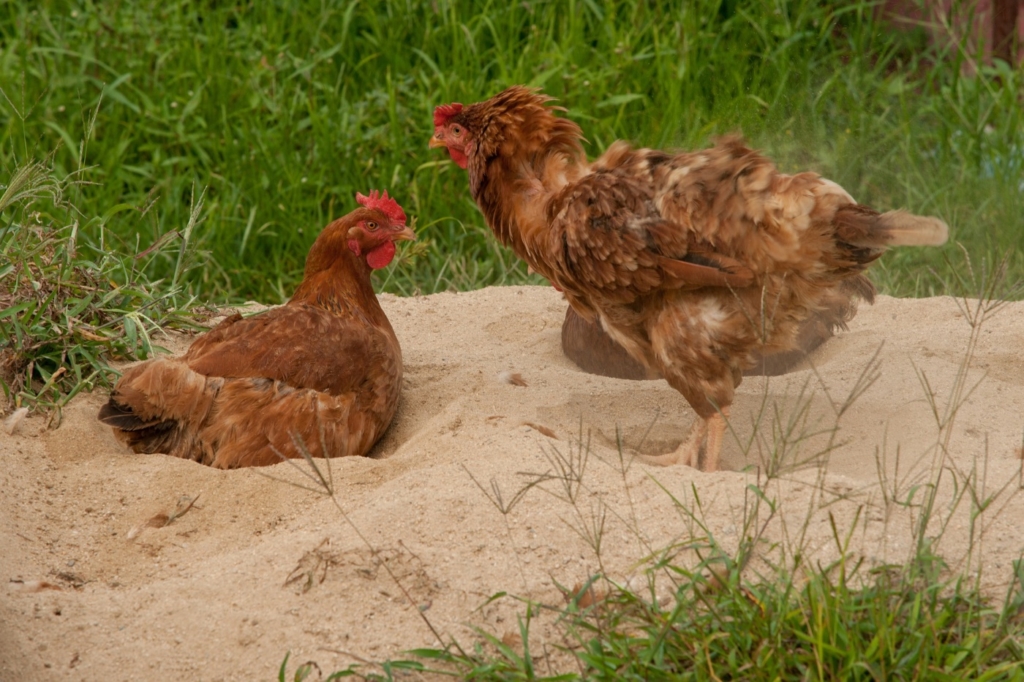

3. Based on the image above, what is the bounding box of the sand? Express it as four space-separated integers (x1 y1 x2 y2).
2 285 1023 680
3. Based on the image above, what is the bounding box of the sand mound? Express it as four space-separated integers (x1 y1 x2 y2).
3 286 1023 680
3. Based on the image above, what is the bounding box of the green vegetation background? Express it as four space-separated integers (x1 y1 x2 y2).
3 0 1020 305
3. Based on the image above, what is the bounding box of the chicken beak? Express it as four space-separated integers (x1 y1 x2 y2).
392 226 417 242
428 135 447 150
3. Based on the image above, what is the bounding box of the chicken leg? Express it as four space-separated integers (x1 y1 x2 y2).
639 406 729 472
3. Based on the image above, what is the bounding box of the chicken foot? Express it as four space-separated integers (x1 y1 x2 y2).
638 407 729 472
701 407 728 472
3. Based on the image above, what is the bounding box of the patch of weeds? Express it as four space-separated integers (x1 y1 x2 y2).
0 160 205 420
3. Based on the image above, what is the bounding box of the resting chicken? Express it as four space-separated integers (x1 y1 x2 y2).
98 191 414 468
430 86 947 472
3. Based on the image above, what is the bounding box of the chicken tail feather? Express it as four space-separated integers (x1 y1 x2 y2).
98 400 168 431
835 205 948 250
876 210 949 246
99 358 219 459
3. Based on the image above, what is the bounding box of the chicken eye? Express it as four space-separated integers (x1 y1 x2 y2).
451 125 462 136
366 221 379 231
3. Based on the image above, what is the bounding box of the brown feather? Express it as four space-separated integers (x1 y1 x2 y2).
99 203 411 468
560 278 869 380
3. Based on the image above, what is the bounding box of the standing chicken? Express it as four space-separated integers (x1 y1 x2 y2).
98 191 415 469
430 86 947 471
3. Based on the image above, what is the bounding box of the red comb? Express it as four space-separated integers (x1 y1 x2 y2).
433 102 464 127
355 190 406 225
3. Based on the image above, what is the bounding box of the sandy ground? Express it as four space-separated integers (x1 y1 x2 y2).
2 285 1023 680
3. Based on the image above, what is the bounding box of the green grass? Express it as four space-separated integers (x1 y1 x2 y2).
2 0 1021 304
393 555 1024 681
0 159 203 417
